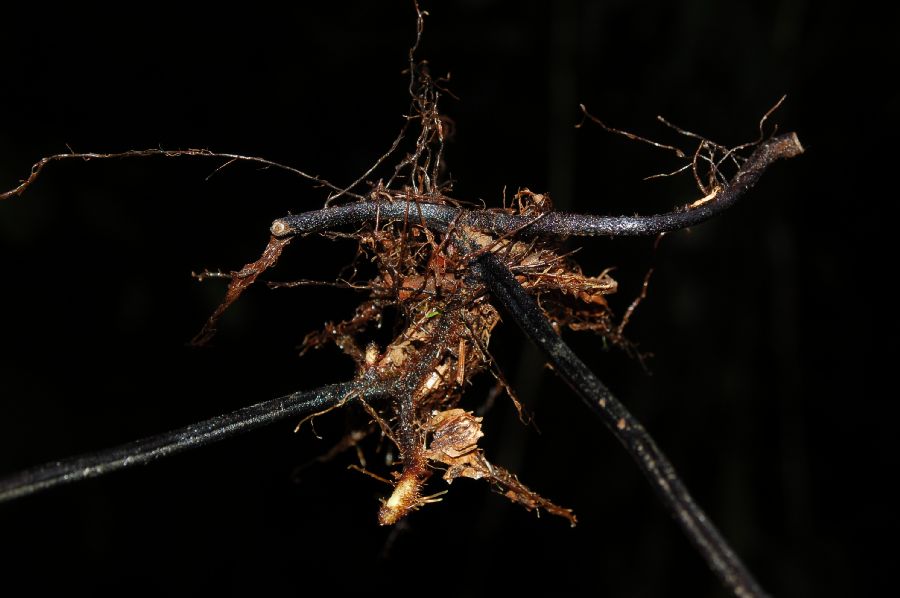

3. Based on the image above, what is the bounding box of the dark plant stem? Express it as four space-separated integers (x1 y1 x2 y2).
0 380 386 503
271 133 802 241
472 252 768 598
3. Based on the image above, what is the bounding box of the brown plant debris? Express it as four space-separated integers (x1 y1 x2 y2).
0 3 799 538
177 54 789 527
191 234 292 346
278 181 610 526
424 409 577 526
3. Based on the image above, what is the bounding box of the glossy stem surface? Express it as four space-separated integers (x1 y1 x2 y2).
473 252 768 598
0 381 380 503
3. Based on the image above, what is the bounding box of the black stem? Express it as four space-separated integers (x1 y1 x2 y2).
0 380 385 503
472 252 768 598
271 133 801 240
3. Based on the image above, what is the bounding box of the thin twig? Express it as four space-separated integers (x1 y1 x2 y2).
326 123 409 206
578 104 687 158
267 278 372 291
617 267 654 337
1 148 356 201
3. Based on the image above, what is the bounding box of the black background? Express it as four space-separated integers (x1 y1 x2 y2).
0 1 894 595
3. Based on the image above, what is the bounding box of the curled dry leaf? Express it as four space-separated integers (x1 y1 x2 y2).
424 409 577 526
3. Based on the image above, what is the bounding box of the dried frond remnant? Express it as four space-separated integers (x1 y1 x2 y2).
191 235 293 346
425 409 485 475
299 300 385 366
424 409 577 526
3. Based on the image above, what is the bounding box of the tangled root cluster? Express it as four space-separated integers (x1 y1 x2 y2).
186 34 639 523
292 186 629 526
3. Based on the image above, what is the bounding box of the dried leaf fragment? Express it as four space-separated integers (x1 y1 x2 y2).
424 409 576 525
191 235 292 346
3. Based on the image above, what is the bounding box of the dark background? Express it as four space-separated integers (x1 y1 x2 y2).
0 1 894 595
